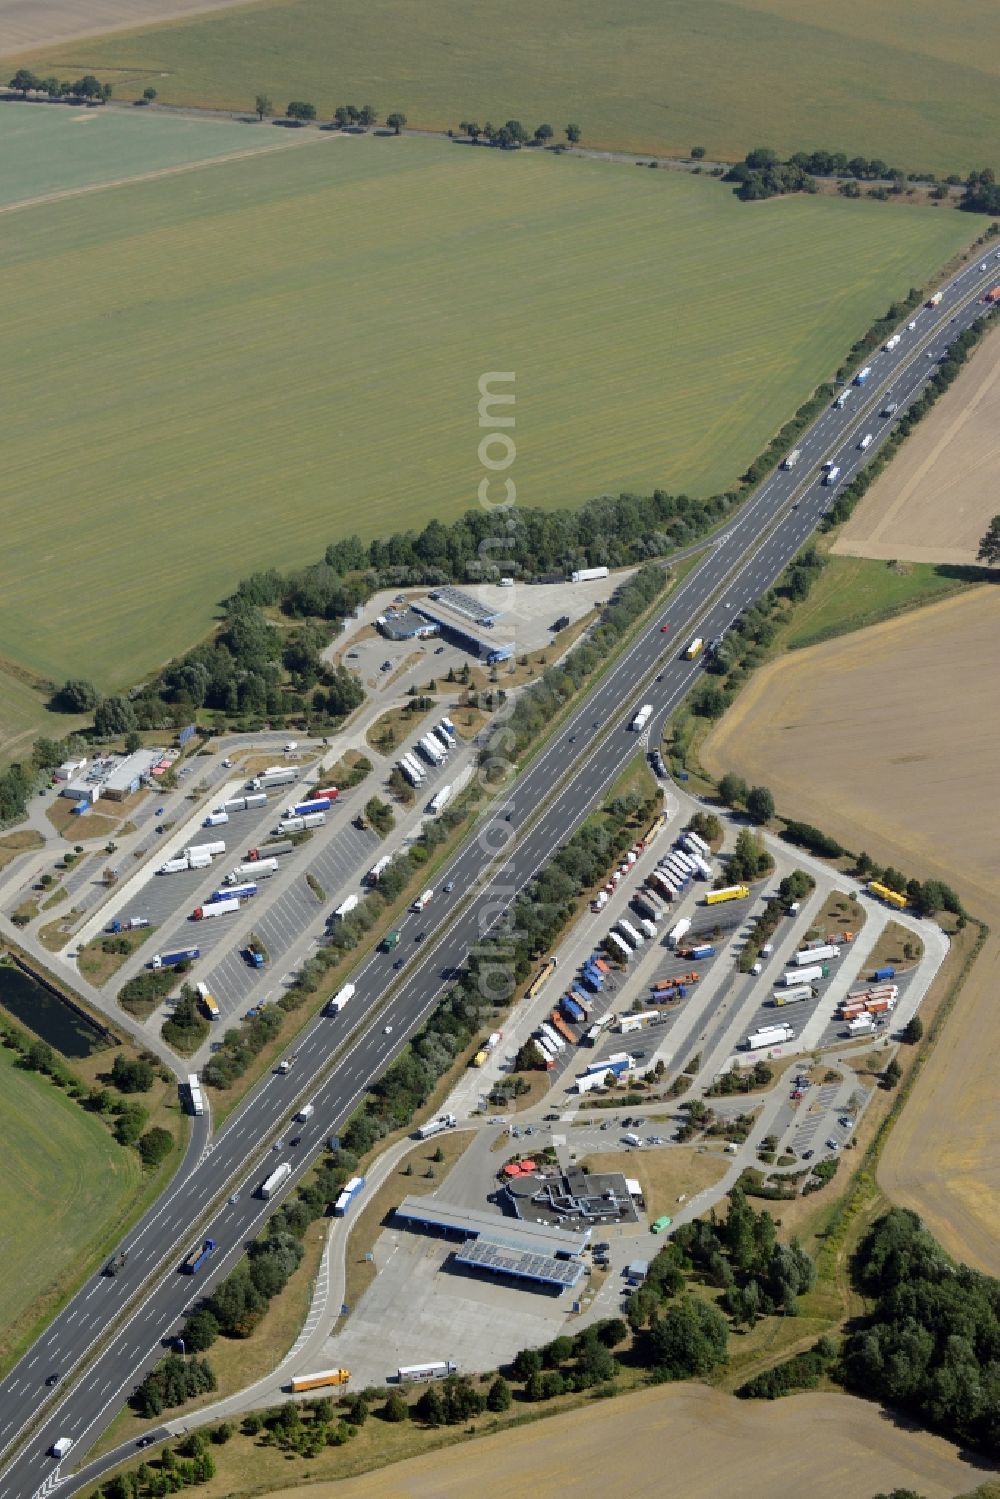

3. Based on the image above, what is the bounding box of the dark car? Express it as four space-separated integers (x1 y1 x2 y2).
544 1112 560 1122
414 931 425 943
289 1136 302 1147
45 1373 60 1387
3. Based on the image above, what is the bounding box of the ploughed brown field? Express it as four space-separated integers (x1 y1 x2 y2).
833 323 1000 567
702 586 1000 1274
258 1384 995 1499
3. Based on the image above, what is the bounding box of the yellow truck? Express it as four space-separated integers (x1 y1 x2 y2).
684 637 704 660
289 1369 350 1394
705 883 750 906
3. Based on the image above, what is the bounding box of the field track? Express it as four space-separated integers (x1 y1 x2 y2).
0 130 324 215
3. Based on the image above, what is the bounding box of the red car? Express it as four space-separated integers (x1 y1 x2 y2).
660 624 670 633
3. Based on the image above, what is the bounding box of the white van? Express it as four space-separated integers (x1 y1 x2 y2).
623 1132 642 1147
284 741 298 753
50 1438 73 1460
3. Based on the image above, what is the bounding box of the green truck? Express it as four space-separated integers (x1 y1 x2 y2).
381 929 401 952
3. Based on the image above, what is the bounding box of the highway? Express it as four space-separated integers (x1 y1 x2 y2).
2 252 997 1499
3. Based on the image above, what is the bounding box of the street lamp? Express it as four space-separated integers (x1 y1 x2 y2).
176 1338 186 1360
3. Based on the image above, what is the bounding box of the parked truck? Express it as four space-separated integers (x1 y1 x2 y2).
182 1239 216 1275
773 984 812 1006
245 943 265 969
415 1112 457 1141
107 916 149 933
158 856 190 875
193 896 240 921
429 783 453 815
332 895 360 921
794 944 839 965
289 1370 350 1394
782 964 828 986
747 1023 794 1051
213 881 257 902
203 810 229 827
150 948 199 970
186 841 226 861
705 884 749 906
871 966 896 982
278 812 326 833
226 859 278 883
616 918 644 949
848 1014 876 1036
667 917 692 948
418 735 445 766
259 1162 292 1199
247 841 295 860
686 943 716 960
248 767 298 790
285 799 332 819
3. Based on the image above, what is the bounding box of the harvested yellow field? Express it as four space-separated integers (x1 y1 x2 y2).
0 0 248 52
702 586 1000 1273
702 588 1000 914
264 1384 994 1499
834 323 1000 566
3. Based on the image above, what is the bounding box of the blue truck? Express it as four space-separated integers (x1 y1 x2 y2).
854 365 873 386
182 1239 216 1274
561 996 586 1024
688 944 716 960
871 966 896 982
334 1176 366 1217
150 948 199 971
245 945 265 969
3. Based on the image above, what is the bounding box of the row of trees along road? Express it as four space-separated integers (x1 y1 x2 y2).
253 96 405 133
457 119 581 148
8 69 111 102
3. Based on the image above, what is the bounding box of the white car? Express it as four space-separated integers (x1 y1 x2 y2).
383 1024 393 1035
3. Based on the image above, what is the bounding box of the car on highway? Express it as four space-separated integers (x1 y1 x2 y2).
383 1024 393 1035
414 931 425 943
660 623 670 633
272 1140 284 1151
289 1136 302 1147
229 1193 239 1205
45 1373 60 1387
443 881 455 893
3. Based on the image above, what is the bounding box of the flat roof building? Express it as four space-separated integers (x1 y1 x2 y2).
504 1167 639 1230
394 1195 587 1291
100 749 161 802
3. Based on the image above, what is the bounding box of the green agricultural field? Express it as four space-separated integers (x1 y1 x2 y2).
0 103 294 207
0 662 89 767
8 0 1000 174
1 132 978 689
0 1043 140 1366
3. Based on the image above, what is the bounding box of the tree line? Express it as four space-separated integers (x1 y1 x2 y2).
8 68 111 102
725 145 999 208
455 120 581 149
252 95 406 133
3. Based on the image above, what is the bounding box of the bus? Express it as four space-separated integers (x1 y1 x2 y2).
398 1361 457 1383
